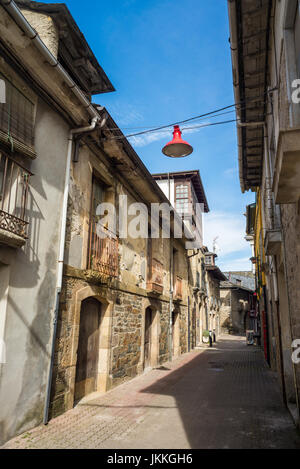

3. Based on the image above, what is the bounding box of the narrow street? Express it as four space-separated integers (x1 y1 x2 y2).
3 336 300 450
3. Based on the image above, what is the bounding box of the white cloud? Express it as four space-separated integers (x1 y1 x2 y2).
224 167 237 177
203 211 252 271
128 125 205 148
107 103 144 126
218 257 253 272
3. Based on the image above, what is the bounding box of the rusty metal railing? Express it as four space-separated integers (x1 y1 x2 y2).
0 152 31 239
88 221 119 277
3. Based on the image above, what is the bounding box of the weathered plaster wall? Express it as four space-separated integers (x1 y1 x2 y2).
0 98 69 445
20 9 59 58
50 139 190 418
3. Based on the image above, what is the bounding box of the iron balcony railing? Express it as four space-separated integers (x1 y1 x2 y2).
0 152 31 240
88 221 119 277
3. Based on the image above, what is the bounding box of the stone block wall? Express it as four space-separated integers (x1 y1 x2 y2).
280 202 300 412
50 270 188 418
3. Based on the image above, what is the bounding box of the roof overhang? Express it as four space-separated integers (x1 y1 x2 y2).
220 280 254 293
152 170 210 213
205 265 227 281
100 113 195 247
228 0 272 192
16 0 115 95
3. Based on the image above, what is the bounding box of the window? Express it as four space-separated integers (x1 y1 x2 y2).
205 256 213 266
0 152 31 241
246 203 256 236
196 271 200 288
88 176 118 276
175 183 190 214
0 73 35 151
91 176 104 224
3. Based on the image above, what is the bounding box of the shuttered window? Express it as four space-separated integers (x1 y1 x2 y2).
0 73 35 150
246 203 256 236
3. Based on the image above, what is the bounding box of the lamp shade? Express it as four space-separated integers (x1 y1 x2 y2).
162 125 193 158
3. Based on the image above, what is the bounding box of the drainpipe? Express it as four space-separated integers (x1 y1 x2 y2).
169 242 173 362
43 116 106 425
1 0 98 121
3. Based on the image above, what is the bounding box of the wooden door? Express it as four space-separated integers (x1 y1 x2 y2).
144 308 152 369
75 298 101 402
172 311 177 356
172 311 180 356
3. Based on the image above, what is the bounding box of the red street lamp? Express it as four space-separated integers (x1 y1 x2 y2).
162 125 193 158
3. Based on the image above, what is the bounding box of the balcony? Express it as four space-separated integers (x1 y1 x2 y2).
0 153 31 248
147 259 164 295
273 127 300 203
174 276 183 300
264 230 282 256
88 222 118 277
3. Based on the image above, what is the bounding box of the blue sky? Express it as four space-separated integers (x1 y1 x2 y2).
47 0 255 271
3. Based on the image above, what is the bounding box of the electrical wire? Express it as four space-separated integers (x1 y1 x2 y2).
103 89 276 141
107 105 266 141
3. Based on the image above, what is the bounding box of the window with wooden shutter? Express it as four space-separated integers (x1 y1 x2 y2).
0 73 35 155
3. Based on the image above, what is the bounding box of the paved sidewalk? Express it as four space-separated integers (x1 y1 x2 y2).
3 336 300 449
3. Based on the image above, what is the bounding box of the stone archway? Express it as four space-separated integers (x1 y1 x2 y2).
67 285 113 410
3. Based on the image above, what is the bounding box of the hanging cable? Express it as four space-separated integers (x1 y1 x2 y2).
104 89 275 141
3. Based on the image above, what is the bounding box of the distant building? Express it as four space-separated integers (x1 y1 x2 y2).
203 249 226 339
152 170 209 247
152 171 225 346
220 273 256 335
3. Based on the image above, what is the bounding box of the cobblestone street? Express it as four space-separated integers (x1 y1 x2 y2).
3 336 300 449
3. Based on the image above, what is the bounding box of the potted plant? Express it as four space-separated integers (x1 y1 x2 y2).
202 330 210 344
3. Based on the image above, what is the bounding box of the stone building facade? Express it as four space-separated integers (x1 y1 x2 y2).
151 172 216 348
202 249 226 340
220 281 254 336
228 0 300 426
0 0 212 444
0 0 114 445
49 123 194 417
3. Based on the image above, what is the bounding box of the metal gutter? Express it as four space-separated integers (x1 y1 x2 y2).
227 0 245 192
1 0 98 121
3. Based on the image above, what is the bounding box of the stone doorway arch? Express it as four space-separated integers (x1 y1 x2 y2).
67 285 113 410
